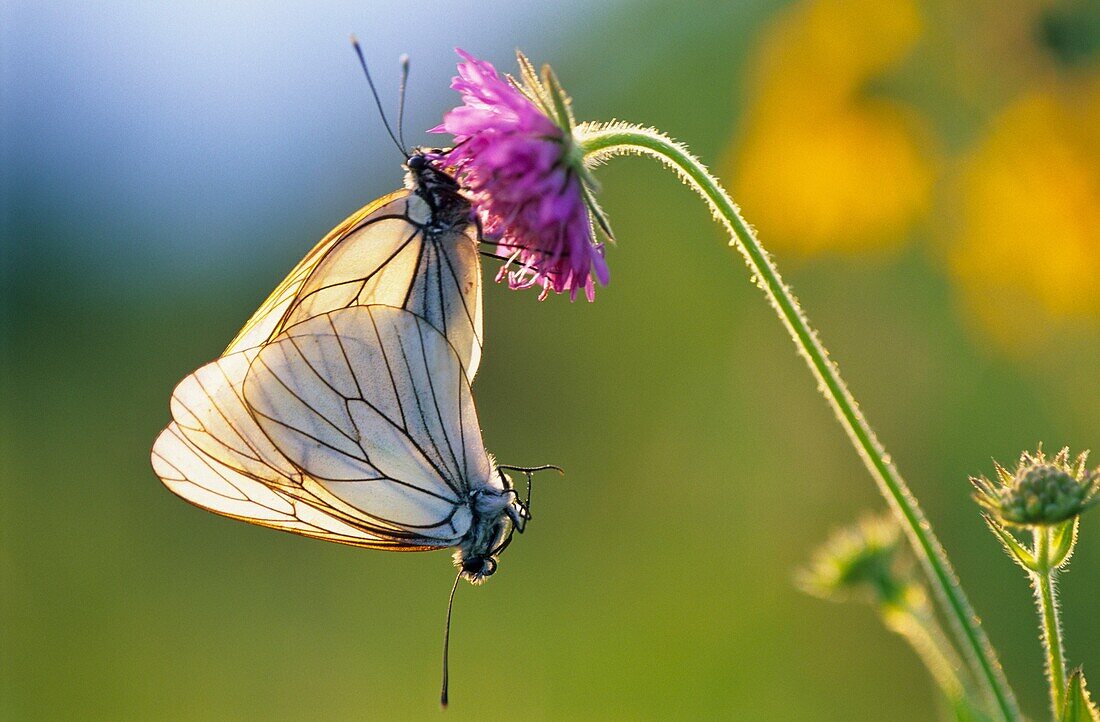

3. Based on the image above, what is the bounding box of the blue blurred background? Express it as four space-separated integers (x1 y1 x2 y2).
4 0 1100 718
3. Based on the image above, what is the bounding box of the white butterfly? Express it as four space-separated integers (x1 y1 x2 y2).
156 303 528 570
153 301 548 704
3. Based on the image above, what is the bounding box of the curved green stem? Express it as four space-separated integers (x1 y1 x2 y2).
1034 528 1067 717
577 122 1019 721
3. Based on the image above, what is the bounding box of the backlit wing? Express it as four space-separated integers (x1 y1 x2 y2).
153 186 485 547
223 190 406 355
224 191 484 381
244 306 495 543
152 423 431 549
168 347 301 487
157 339 446 548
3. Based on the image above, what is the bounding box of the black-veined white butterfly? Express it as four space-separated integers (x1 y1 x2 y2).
151 304 552 703
154 303 527 565
150 43 557 705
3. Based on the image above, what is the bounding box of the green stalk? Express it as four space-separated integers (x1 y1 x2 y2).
1034 527 1067 717
577 122 1019 721
882 604 967 706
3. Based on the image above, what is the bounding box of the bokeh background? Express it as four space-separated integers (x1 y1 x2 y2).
4 0 1100 718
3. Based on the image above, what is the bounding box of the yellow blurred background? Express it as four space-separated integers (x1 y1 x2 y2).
4 0 1100 718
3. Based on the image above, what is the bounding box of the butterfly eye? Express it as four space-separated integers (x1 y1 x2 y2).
461 556 496 577
407 154 428 171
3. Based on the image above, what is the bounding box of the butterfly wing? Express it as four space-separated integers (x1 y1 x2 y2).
223 190 407 355
244 305 495 544
152 422 432 549
167 347 301 486
224 191 484 382
156 333 446 548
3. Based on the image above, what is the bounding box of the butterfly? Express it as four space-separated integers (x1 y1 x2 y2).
154 303 526 568
151 42 559 705
152 303 551 703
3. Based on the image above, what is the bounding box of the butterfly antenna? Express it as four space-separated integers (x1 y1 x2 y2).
496 465 564 513
521 470 535 512
440 570 462 708
496 464 565 474
396 54 410 150
349 35 404 155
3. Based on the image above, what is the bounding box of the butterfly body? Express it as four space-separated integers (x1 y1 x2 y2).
455 478 529 581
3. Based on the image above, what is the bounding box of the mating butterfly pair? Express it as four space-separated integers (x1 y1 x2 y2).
151 148 551 704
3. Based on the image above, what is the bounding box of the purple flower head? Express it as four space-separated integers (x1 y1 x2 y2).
431 50 611 301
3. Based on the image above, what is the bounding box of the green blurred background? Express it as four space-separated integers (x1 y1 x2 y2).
4 0 1100 718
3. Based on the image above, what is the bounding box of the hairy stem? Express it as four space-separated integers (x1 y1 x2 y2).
1034 527 1067 717
577 122 1019 721
882 603 968 705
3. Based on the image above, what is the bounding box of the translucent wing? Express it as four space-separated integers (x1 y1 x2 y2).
152 422 433 550
158 341 446 547
245 305 496 543
168 346 301 487
223 190 405 355
224 191 484 381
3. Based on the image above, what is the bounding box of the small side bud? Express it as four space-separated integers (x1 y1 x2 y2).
796 514 908 607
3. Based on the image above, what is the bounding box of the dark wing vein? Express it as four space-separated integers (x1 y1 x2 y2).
392 327 462 487
437 230 483 352
414 317 464 487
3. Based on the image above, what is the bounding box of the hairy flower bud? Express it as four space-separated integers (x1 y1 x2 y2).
973 448 1099 527
797 514 910 606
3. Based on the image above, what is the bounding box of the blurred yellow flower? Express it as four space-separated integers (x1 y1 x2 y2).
950 79 1100 349
727 0 935 256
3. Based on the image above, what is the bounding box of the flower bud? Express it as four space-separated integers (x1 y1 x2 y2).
797 514 910 607
973 447 1098 527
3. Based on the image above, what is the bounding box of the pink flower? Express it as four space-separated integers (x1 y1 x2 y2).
432 50 609 301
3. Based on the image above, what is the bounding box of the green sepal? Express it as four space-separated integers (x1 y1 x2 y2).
982 515 1039 572
577 178 615 243
1050 517 1080 569
1061 668 1100 722
993 460 1014 486
512 51 554 118
540 65 576 133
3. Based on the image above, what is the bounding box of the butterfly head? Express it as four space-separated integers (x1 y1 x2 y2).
453 548 501 585
404 148 455 187
459 554 498 582
452 486 526 584
405 151 429 172
404 148 469 225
